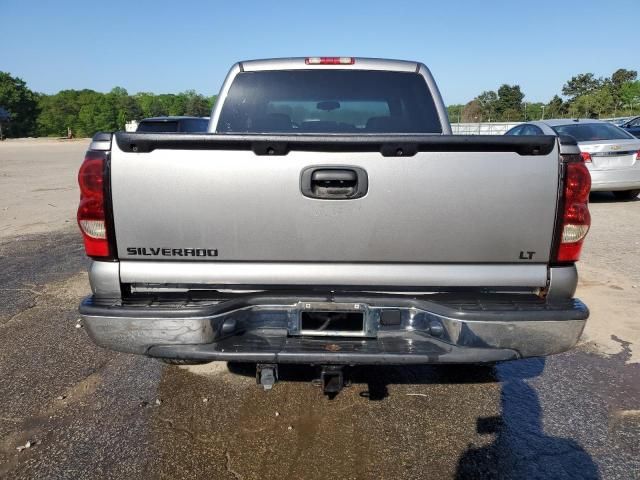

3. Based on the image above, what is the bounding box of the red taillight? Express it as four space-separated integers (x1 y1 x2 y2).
77 153 110 257
564 163 591 201
305 57 354 65
555 158 591 263
580 151 592 163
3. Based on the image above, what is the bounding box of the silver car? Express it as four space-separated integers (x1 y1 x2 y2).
506 119 640 200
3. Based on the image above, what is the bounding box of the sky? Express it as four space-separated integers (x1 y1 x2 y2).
2 0 638 105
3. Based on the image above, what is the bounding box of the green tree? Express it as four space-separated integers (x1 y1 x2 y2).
620 81 640 114
157 94 184 116
182 90 210 116
37 90 81 136
446 104 464 123
496 84 524 118
109 87 141 129
501 108 521 122
572 86 614 118
476 91 498 121
447 67 640 121
36 89 119 137
0 72 39 137
525 102 545 121
545 95 566 118
562 73 603 101
94 93 119 132
611 68 637 90
609 71 639 116
74 90 114 136
135 92 166 118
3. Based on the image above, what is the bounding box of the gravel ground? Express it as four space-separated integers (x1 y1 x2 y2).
0 139 638 479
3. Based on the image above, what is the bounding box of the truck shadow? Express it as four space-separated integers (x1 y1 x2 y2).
456 358 600 479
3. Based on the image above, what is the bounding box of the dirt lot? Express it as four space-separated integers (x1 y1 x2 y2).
0 139 639 479
0 138 87 238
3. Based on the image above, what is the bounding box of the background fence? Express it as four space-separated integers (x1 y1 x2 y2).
450 122 521 135
451 116 633 135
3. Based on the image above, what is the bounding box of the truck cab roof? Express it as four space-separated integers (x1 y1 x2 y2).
239 57 420 72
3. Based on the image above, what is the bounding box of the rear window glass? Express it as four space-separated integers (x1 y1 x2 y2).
136 119 208 133
551 123 633 142
136 121 179 133
179 119 209 132
216 70 442 134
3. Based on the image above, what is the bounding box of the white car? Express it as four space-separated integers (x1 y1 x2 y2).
506 119 640 200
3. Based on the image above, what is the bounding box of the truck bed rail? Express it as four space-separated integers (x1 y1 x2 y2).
114 132 557 156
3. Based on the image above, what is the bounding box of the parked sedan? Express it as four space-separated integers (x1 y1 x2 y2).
608 117 632 127
619 116 640 138
506 119 640 200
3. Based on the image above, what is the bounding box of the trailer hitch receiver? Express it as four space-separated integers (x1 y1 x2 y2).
256 364 278 391
320 365 345 396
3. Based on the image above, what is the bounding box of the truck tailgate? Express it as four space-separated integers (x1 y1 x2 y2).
110 134 559 274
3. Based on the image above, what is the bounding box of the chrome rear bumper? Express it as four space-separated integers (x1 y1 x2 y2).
80 293 588 364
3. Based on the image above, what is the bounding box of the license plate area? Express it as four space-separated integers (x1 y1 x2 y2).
290 302 374 337
592 154 635 169
301 311 364 332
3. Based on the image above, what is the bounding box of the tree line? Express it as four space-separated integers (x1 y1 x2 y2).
2 68 640 138
447 68 640 123
0 71 216 138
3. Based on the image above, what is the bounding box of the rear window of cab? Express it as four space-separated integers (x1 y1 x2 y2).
216 70 442 134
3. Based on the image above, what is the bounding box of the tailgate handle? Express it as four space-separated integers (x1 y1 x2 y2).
312 169 357 184
301 166 368 200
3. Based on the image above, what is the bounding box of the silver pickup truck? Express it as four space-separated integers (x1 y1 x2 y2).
78 57 591 393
